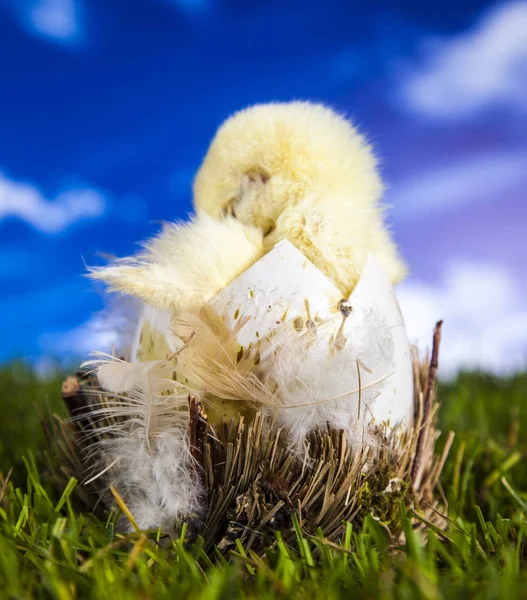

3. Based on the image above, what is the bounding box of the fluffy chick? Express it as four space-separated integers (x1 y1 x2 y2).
92 102 405 313
90 214 263 314
193 101 407 295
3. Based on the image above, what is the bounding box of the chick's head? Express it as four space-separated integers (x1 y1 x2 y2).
193 102 383 238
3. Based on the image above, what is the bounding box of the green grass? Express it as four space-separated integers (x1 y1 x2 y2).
1 365 526 599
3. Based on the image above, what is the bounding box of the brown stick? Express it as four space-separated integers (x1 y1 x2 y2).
188 395 208 468
61 372 104 435
61 375 96 432
411 320 443 489
186 395 209 541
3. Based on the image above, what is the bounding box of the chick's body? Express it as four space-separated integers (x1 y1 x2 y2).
85 104 413 534
93 102 405 315
89 102 411 447
194 101 406 296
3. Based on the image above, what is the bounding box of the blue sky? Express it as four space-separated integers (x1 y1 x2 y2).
0 0 526 375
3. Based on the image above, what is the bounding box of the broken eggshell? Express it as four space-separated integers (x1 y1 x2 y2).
130 240 413 435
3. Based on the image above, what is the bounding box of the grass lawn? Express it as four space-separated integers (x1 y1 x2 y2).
0 363 526 599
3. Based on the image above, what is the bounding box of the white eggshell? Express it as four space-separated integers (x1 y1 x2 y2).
207 240 413 430
130 240 413 431
346 252 414 428
130 304 176 361
207 240 341 347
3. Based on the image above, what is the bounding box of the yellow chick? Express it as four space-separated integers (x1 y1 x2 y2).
193 101 407 296
90 214 264 314
91 101 405 317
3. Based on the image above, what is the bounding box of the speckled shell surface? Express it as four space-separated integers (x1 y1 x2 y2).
130 240 413 430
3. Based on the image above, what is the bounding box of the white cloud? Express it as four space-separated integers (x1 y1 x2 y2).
10 0 84 44
389 149 527 219
46 316 124 356
40 297 141 358
398 261 527 378
29 0 80 41
35 316 124 379
0 172 105 233
399 2 527 118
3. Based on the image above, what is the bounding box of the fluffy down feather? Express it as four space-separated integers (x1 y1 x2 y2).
173 310 396 449
193 101 407 295
93 433 200 533
81 356 201 532
266 315 395 449
89 214 264 313
171 309 396 450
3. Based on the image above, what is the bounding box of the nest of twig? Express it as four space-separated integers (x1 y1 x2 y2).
49 322 450 553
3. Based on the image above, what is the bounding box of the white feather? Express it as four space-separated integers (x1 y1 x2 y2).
80 355 201 531
91 357 170 394
260 311 395 449
94 433 201 532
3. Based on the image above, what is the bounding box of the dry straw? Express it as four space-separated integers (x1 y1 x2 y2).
52 321 450 554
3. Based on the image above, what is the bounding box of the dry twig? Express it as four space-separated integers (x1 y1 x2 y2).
412 320 443 489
